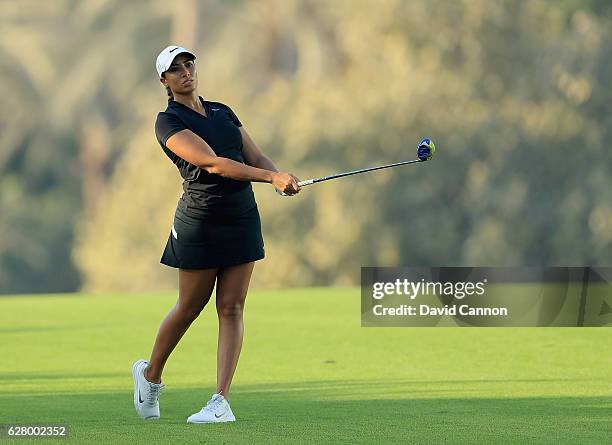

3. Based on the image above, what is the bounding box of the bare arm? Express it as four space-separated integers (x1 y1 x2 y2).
240 127 280 173
165 128 300 194
166 129 275 183
240 125 304 192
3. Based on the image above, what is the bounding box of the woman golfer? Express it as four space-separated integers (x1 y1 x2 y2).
132 45 300 423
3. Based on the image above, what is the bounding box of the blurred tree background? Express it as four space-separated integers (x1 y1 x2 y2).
0 0 610 294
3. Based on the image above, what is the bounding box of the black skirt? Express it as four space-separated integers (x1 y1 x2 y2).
160 199 265 270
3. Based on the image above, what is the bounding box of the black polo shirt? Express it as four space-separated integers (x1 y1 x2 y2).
155 97 257 216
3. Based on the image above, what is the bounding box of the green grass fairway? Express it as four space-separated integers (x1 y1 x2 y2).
1 288 610 444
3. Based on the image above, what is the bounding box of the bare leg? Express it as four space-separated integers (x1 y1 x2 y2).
144 267 218 383
215 261 255 399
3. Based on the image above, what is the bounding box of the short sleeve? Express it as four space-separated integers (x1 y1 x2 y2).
155 112 188 146
224 104 242 127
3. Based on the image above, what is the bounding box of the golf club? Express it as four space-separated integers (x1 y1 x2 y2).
276 137 436 196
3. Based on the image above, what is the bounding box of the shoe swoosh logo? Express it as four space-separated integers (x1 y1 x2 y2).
214 411 226 418
137 378 144 403
137 372 144 403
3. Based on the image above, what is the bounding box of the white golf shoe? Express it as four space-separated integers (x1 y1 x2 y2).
187 393 236 423
132 359 165 420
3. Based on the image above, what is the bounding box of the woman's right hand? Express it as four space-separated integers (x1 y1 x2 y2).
272 172 301 196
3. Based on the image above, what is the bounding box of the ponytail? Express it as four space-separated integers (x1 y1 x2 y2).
165 84 174 104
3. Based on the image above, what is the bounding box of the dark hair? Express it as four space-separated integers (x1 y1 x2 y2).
165 84 174 104
162 74 174 104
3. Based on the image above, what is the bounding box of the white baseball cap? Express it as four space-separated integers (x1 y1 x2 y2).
155 45 196 77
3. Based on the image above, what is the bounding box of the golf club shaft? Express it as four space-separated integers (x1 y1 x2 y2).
297 158 424 187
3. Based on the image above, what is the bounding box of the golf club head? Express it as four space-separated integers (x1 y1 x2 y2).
417 138 436 161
